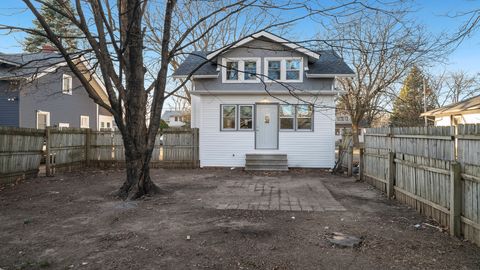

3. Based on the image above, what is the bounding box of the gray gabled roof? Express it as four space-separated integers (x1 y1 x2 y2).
173 50 354 78
0 52 67 80
161 110 188 121
172 51 217 77
307 50 354 75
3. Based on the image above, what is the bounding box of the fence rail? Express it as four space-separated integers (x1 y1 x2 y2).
361 124 480 247
0 127 200 183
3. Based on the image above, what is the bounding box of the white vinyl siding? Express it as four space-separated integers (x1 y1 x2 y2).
198 94 335 168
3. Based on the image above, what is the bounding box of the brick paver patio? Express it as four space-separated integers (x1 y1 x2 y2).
207 175 346 211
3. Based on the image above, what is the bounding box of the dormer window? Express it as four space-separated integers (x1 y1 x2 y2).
222 58 260 83
243 61 257 81
62 74 73 95
286 59 301 80
264 57 303 82
225 61 239 80
267 60 281 80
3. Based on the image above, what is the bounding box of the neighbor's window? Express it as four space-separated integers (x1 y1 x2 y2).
279 105 294 130
286 59 301 80
239 105 253 130
80 115 89 128
296 105 313 130
267 60 281 80
226 61 239 81
222 105 236 130
62 74 73 94
243 61 257 81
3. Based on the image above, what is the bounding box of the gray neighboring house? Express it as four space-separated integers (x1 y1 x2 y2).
173 31 354 169
0 51 113 130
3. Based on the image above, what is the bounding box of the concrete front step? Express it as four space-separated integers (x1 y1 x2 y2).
245 154 288 171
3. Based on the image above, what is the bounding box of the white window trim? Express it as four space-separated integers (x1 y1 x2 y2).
36 110 50 129
264 57 304 83
220 105 237 130
221 57 261 83
80 115 90 128
62 74 73 95
58 123 70 128
238 105 254 130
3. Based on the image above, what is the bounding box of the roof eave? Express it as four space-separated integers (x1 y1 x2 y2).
206 31 320 60
305 73 355 78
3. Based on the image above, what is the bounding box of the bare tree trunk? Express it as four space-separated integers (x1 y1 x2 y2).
351 122 360 147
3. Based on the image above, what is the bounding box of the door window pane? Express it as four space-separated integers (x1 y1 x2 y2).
222 105 236 129
226 61 239 80
239 105 253 129
279 105 294 130
267 60 281 80
244 61 257 81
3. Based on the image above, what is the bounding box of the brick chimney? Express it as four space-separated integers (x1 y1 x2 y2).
41 44 57 53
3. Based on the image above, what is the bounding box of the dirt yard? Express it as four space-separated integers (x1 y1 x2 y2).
1 168 479 270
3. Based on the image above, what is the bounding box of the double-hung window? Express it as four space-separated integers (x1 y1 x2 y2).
80 115 90 128
279 104 313 131
267 60 281 80
225 61 239 81
279 105 295 130
296 105 313 130
222 105 236 130
239 105 253 130
265 58 303 82
221 105 254 131
62 74 73 95
222 58 260 83
286 59 301 81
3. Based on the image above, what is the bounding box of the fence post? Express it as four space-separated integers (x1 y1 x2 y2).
359 147 364 181
45 127 51 177
387 151 395 199
85 128 91 167
347 145 353 177
449 162 461 237
193 128 199 168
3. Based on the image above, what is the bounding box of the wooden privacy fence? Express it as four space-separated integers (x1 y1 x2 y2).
361 125 480 246
0 127 44 183
0 127 200 183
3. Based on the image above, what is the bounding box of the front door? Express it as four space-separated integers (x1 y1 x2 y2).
255 104 278 149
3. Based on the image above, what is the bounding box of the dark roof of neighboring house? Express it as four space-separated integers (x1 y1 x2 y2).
173 50 354 77
162 110 188 121
0 52 67 80
421 95 480 117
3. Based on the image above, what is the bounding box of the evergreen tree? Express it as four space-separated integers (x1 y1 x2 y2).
24 0 79 52
390 66 435 126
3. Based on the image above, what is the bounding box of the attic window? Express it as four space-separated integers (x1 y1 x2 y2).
222 58 260 83
225 61 239 80
62 74 73 95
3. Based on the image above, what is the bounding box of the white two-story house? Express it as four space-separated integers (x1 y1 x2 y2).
173 31 354 169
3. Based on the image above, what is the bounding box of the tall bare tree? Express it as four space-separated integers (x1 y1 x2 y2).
323 12 447 145
0 0 412 199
